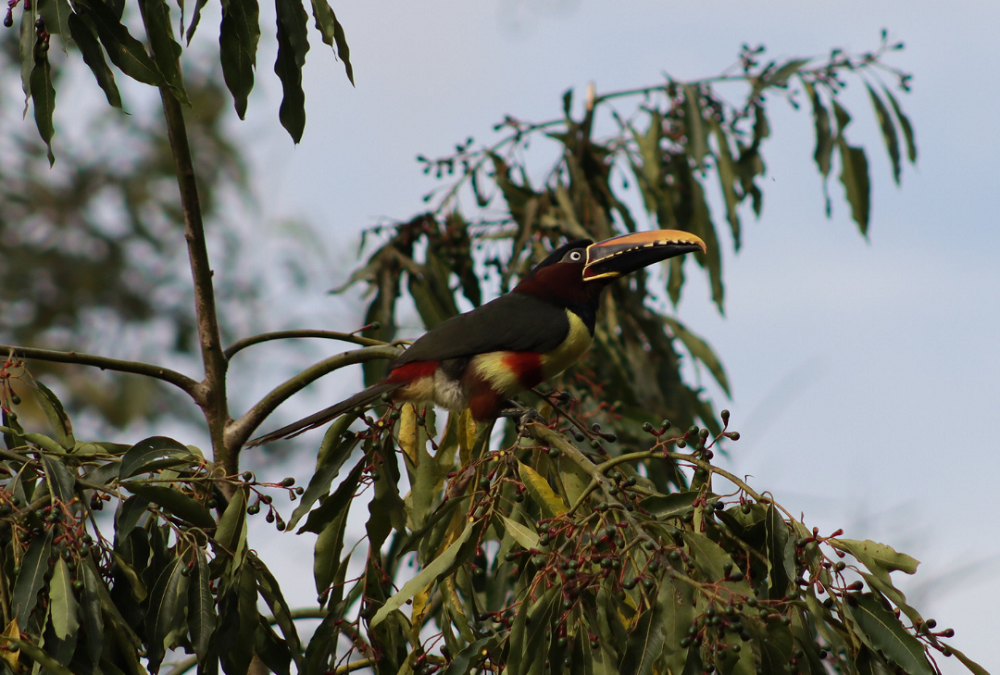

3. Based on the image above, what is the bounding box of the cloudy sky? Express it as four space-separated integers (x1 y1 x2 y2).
214 1 1000 671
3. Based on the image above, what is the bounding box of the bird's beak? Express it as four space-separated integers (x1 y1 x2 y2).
582 229 707 281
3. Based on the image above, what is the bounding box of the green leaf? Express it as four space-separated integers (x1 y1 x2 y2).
287 420 358 529
32 381 73 449
866 83 900 184
307 0 352 84
518 461 567 517
137 0 190 105
661 316 730 396
769 58 810 86
507 586 558 675
882 86 917 164
764 503 793 598
215 485 248 566
312 503 350 602
124 483 216 529
39 455 76 504
639 491 697 519
19 0 37 106
29 44 56 166
274 0 310 142
255 617 292 675
254 557 304 670
682 84 708 171
37 0 72 45
943 644 991 675
499 514 539 551
803 80 833 179
111 552 148 602
188 547 217 660
301 611 341 675
299 457 365 534
830 539 919 581
12 530 52 627
370 519 479 628
836 138 870 236
119 436 197 478
49 558 80 640
78 0 168 87
79 557 105 661
440 637 495 675
848 594 933 675
620 605 665 675
1 635 74 675
145 557 189 674
185 0 209 43
219 0 260 119
709 119 741 249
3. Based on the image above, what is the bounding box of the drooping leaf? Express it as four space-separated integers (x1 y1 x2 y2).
214 485 248 566
78 0 168 87
301 611 341 675
124 483 216 529
144 557 189 674
29 44 56 165
37 0 72 45
848 594 933 675
837 138 870 236
682 84 708 171
219 0 260 118
31 381 73 448
12 531 52 628
254 557 304 670
764 503 793 598
882 86 917 164
709 119 741 249
49 558 80 640
661 316 730 396
137 0 190 104
187 547 216 660
866 84 901 184
312 495 351 600
620 605 665 675
287 417 359 529
185 0 209 43
370 518 479 628
274 0 310 142
299 457 365 534
19 0 37 105
255 617 292 675
307 0 352 83
39 455 76 504
79 558 105 661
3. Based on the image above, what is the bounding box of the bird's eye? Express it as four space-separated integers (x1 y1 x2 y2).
565 250 584 262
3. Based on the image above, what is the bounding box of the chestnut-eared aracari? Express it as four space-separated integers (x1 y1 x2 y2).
247 229 706 446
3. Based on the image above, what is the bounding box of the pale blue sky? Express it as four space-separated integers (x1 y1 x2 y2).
224 1 999 671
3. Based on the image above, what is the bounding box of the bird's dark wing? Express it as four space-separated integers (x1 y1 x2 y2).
392 292 570 366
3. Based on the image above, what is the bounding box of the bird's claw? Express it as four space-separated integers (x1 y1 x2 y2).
498 401 547 434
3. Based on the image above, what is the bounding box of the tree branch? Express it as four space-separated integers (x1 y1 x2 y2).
228 344 402 447
224 330 387 361
0 344 201 397
158 89 232 470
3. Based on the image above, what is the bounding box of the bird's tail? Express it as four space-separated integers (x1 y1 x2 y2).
246 381 403 447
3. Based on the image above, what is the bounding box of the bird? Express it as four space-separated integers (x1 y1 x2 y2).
247 229 706 446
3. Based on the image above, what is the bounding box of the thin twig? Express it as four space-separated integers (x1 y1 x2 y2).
224 330 388 360
0 344 200 397
228 344 402 448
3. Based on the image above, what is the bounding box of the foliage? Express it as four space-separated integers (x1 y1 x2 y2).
0 377 987 675
0 0 986 672
0 35 254 427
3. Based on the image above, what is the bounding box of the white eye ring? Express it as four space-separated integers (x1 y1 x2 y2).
567 250 583 262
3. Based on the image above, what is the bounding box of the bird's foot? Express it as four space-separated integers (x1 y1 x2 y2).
498 400 547 433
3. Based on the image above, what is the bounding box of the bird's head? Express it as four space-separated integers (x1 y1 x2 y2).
514 230 707 303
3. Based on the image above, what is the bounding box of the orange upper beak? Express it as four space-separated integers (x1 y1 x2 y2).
582 229 707 281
